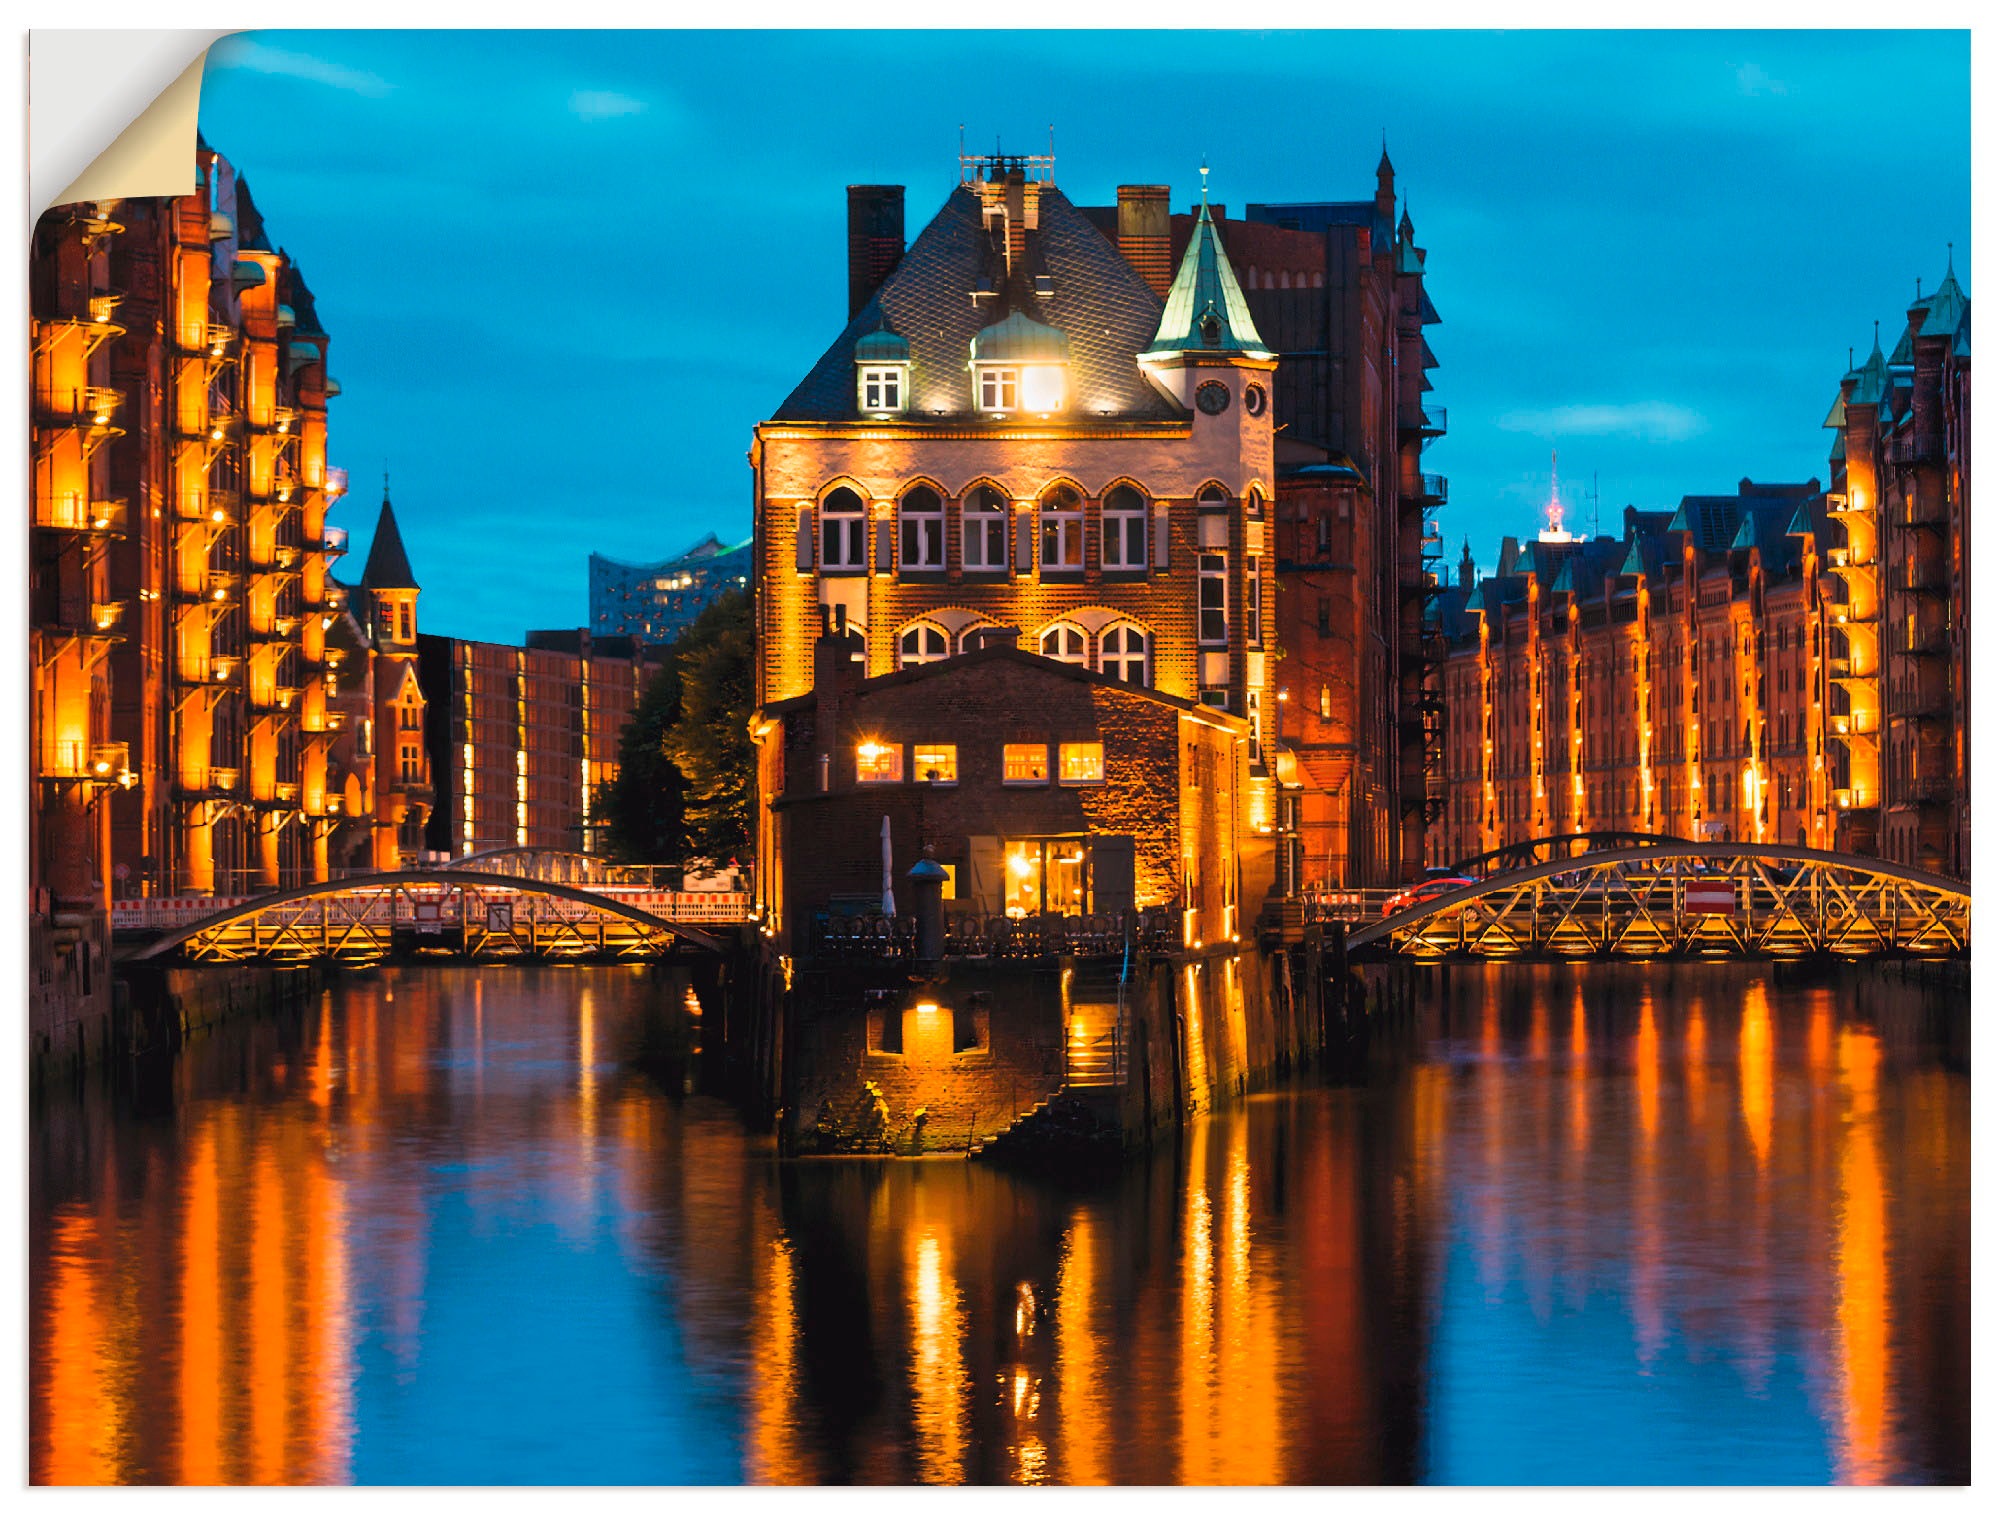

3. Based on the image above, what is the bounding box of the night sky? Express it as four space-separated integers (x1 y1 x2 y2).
195 29 1969 645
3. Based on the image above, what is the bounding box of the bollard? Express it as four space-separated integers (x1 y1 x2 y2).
907 851 949 963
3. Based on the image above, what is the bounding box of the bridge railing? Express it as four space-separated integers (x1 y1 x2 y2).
113 887 752 932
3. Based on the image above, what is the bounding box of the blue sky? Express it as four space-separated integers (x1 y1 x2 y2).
197 29 1969 644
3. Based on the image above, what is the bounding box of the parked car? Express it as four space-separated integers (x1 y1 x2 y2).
1382 875 1478 917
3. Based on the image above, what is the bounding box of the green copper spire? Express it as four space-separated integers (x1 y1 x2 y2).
1140 179 1274 362
1847 324 1889 409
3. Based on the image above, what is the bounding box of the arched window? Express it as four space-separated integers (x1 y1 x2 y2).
1039 484 1083 571
1100 623 1150 685
821 487 866 572
899 486 943 570
961 483 1007 572
1197 483 1231 510
898 621 949 668
1246 483 1264 519
1102 484 1148 571
1039 622 1088 666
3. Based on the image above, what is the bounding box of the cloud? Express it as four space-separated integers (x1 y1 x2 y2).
1736 62 1789 97
1495 401 1709 444
569 89 648 121
208 38 391 98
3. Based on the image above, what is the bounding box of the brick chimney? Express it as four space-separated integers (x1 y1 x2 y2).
812 604 865 787
846 185 905 318
1117 184 1172 298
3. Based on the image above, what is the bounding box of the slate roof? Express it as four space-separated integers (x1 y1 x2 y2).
772 184 1180 422
360 495 419 591
233 177 271 253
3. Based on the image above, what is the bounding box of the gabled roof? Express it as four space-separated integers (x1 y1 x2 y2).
772 184 1178 422
1141 198 1275 362
360 495 419 591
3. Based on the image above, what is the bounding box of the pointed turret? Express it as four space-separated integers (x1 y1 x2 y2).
1375 140 1395 216
1919 246 1967 340
1139 197 1273 364
360 487 420 592
1847 324 1889 409
1457 537 1476 590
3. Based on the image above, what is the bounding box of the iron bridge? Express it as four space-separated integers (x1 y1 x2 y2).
122 869 738 965
1349 843 1969 961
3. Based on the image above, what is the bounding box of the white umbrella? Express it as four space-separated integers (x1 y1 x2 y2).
881 815 896 916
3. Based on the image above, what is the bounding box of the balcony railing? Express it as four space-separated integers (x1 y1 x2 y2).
38 740 127 784
37 385 123 426
1417 472 1448 503
319 526 349 556
88 601 126 636
207 571 240 602
35 495 127 535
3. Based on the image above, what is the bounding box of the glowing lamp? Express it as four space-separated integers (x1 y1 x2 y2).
1019 365 1065 413
857 740 886 761
914 1002 941 1016
1008 850 1033 879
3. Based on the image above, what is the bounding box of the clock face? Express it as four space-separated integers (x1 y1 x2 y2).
1195 381 1231 416
1244 383 1267 417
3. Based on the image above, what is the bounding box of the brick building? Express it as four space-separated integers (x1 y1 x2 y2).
1820 256 1971 874
759 625 1244 950
1432 481 1835 867
30 142 427 1051
1080 153 1448 889
417 626 662 858
589 533 751 641
753 150 1285 939
1430 260 1969 878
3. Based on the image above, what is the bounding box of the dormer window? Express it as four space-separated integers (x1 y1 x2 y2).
853 320 910 417
970 311 1069 417
860 367 904 413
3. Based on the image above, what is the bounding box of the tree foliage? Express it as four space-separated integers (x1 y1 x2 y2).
598 587 754 865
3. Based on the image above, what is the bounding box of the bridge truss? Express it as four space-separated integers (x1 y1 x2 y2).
125 870 730 965
1349 844 1969 961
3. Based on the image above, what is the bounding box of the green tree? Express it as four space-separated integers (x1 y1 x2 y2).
664 592 754 861
598 587 754 865
597 657 686 864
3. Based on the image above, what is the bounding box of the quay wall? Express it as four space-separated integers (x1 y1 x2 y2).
38 958 326 1080
770 928 1344 1156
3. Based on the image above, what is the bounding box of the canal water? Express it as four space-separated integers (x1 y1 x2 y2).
30 961 1968 1485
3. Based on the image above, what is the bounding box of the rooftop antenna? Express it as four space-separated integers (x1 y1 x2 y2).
1591 471 1600 539
1200 157 1210 203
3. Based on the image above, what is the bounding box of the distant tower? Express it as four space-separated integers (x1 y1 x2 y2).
1458 538 1476 590
358 484 429 869
1374 140 1395 218
1539 449 1575 544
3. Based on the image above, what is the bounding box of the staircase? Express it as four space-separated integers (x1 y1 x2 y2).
1065 959 1129 1089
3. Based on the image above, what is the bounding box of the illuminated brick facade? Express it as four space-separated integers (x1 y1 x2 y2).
1432 263 1969 877
30 141 429 921
1822 258 1971 875
417 629 661 858
753 153 1280 933
760 629 1245 951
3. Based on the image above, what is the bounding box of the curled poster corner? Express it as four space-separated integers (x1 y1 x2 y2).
32 29 236 214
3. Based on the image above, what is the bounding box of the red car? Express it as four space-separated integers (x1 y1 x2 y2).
1382 873 1478 917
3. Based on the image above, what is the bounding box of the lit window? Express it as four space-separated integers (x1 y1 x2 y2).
961 484 1008 572
1102 484 1148 570
1039 485 1084 571
857 741 903 784
898 622 948 667
1039 623 1088 666
398 744 422 783
914 744 957 784
979 367 1020 412
899 486 944 570
1003 744 1049 784
1058 742 1104 785
859 366 905 413
1100 623 1150 685
1199 553 1228 644
820 487 867 572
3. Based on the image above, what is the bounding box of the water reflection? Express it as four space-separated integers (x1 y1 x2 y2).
30 962 1968 1485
